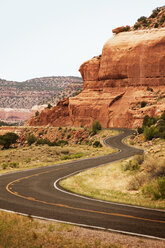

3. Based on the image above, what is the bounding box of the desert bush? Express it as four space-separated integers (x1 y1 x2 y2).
122 158 140 172
93 141 102 148
47 103 52 109
138 113 165 140
137 126 143 134
61 153 83 160
36 138 50 145
144 126 159 140
134 154 144 165
146 86 153 92
150 7 161 18
1 163 8 169
134 23 141 30
142 177 165 200
35 111 39 117
67 134 71 139
0 132 19 149
9 162 19 168
143 157 158 175
1 162 19 169
137 16 147 23
123 155 144 172
143 157 165 179
25 158 31 163
27 134 37 146
127 173 146 190
141 101 147 108
123 25 130 32
142 115 157 127
92 120 102 135
154 22 159 28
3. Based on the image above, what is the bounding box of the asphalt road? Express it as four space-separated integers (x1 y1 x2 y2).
0 128 165 240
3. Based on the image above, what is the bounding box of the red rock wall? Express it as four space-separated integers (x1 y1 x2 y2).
28 29 165 128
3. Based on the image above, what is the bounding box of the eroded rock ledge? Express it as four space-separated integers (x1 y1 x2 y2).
27 29 165 128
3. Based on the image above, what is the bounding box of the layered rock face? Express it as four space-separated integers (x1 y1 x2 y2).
28 28 165 128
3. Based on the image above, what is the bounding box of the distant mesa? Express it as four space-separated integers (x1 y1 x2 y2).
0 76 83 123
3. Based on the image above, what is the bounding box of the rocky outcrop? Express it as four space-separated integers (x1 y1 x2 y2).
28 28 165 128
27 98 71 127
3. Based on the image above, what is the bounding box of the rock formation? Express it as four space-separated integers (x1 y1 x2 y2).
27 28 165 129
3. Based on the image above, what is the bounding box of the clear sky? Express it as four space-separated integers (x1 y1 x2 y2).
0 0 164 81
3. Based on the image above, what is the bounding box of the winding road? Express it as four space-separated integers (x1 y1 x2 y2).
0 128 165 240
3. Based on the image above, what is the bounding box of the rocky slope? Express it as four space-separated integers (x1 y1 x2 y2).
27 12 165 129
0 76 82 123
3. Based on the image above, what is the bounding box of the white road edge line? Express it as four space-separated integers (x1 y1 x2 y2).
54 134 165 213
0 207 164 241
1 129 165 241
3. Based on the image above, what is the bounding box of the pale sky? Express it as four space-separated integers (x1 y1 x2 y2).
0 0 164 81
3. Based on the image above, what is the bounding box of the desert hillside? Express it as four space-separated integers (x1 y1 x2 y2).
0 76 82 123
0 76 82 109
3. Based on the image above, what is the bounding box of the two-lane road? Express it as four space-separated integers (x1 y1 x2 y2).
0 129 165 240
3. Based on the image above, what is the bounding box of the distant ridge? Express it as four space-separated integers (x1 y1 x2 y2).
0 76 83 109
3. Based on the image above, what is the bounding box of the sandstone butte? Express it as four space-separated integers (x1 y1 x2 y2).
27 28 165 129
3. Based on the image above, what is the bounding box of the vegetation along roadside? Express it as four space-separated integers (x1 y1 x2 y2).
60 112 165 210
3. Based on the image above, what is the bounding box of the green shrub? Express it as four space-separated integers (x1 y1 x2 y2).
146 86 153 92
123 25 130 32
154 22 159 28
144 126 159 140
1 163 8 169
67 134 71 139
93 141 103 148
0 132 19 149
92 120 102 135
122 159 140 172
137 126 143 134
142 115 157 127
150 7 162 18
47 103 52 109
134 154 144 165
137 16 147 23
35 111 39 117
134 23 141 30
9 162 19 168
27 134 37 146
61 153 83 160
141 101 147 108
25 158 31 163
142 177 165 200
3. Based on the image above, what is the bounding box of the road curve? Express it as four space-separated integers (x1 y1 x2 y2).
0 128 165 240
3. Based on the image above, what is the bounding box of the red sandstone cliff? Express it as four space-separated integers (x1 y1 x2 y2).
27 28 165 129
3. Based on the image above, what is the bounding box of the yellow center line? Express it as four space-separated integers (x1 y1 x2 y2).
6 169 165 224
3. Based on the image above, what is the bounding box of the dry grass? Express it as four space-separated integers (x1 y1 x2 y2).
0 129 117 174
61 138 165 209
0 211 164 248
